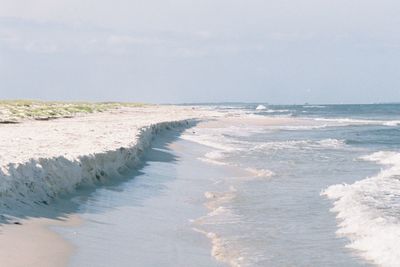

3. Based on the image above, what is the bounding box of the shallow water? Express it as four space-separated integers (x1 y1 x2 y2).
55 131 227 267
183 126 377 266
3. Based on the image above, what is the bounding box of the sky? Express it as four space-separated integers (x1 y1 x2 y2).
0 0 400 104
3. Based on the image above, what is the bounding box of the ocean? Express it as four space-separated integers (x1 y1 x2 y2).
57 104 400 266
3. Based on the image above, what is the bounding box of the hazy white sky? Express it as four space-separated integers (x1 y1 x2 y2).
1 0 400 103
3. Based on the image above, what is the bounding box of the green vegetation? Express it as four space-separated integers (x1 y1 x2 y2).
0 100 146 123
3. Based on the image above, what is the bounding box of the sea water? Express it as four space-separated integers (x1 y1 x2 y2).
184 104 400 266
57 104 400 266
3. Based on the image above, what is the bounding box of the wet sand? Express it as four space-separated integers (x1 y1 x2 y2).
0 215 81 267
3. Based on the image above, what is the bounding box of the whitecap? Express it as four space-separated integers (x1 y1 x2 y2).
255 105 266 110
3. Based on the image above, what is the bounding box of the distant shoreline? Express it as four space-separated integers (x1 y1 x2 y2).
0 100 148 124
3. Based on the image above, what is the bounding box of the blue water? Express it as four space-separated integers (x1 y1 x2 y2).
57 104 400 267
206 103 400 121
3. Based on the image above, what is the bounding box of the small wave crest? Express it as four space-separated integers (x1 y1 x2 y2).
193 186 247 267
261 109 291 113
253 138 346 151
303 105 327 108
314 117 400 127
255 105 266 110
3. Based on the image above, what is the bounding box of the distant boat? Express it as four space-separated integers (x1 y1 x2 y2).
256 105 266 110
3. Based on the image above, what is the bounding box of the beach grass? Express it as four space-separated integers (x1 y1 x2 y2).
0 100 147 123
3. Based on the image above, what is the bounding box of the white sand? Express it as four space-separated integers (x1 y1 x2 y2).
0 105 218 167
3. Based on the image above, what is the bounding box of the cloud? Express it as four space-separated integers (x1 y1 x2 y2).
23 40 58 54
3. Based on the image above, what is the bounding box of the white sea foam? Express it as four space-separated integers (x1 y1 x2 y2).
314 117 400 127
322 151 400 267
274 124 329 130
205 151 225 160
262 109 291 113
317 138 347 148
192 228 244 267
360 151 400 165
0 121 191 209
303 105 327 108
182 126 248 167
383 120 400 126
199 157 229 166
181 132 238 152
255 105 266 110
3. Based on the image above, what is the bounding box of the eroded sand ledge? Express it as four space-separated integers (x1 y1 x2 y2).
0 106 221 207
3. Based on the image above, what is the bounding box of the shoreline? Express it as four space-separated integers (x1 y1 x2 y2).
52 127 229 267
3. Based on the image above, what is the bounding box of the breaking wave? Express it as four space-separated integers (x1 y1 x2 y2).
322 151 400 267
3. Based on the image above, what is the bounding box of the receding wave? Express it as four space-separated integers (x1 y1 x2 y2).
192 228 244 267
253 138 346 151
193 186 248 267
322 151 400 267
245 168 275 178
181 133 240 152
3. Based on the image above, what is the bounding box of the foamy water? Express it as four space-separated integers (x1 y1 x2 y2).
322 151 400 267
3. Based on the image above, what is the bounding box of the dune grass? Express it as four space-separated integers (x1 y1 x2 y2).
0 100 146 123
